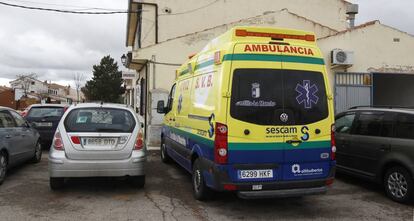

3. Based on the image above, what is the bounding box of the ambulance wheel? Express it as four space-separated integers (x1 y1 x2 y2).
192 159 212 201
160 139 171 163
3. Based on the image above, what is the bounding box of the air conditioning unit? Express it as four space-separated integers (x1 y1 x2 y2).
331 49 354 65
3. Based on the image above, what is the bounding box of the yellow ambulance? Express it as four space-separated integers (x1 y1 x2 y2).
157 26 336 200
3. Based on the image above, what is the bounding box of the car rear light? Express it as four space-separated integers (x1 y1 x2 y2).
53 131 64 150
134 130 144 150
70 136 81 144
63 106 69 112
214 123 228 164
331 124 336 160
21 111 27 117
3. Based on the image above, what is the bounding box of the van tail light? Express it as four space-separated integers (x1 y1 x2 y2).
53 131 64 150
214 123 228 164
70 136 81 144
331 124 336 160
134 130 144 150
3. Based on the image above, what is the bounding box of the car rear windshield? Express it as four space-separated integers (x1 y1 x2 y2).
64 108 136 133
27 107 65 118
230 69 328 125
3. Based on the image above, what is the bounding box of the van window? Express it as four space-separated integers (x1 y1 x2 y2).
230 69 328 125
335 114 355 134
166 84 176 114
353 112 383 136
64 108 135 133
394 114 414 139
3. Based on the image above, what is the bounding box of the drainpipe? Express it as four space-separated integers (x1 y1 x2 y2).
137 2 159 44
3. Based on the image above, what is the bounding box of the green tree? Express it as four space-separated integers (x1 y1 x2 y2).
83 55 125 102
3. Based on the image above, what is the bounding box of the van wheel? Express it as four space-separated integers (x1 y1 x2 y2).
130 175 145 188
50 177 65 190
160 140 171 163
192 159 212 201
31 141 42 163
384 166 413 204
0 152 8 185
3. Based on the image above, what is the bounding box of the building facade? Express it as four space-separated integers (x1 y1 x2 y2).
124 0 414 146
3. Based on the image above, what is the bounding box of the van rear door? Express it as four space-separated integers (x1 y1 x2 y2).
226 43 285 168
281 46 332 181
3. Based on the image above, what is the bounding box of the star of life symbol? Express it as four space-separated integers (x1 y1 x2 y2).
295 80 319 109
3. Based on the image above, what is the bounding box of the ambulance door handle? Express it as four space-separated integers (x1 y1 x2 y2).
286 140 302 145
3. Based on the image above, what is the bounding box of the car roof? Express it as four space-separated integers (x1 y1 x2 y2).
0 106 15 111
339 107 414 116
69 102 133 110
30 104 68 108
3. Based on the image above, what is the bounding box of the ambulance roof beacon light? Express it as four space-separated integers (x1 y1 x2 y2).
235 29 315 42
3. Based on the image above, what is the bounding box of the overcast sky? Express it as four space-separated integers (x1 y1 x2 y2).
0 0 413 87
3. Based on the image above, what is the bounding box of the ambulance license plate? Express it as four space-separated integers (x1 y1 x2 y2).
238 169 273 179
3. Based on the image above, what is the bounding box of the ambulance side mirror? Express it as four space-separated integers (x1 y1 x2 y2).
157 100 166 114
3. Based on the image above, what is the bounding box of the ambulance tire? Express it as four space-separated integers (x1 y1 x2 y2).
192 159 213 201
160 139 172 163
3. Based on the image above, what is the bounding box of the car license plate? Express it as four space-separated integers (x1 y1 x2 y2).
35 122 52 127
84 138 116 146
238 169 273 179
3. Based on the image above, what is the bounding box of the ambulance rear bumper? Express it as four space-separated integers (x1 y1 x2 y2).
237 186 327 199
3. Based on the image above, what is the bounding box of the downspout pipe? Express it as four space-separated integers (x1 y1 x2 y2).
137 2 158 44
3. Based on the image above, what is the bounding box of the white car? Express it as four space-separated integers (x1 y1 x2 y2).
48 103 146 190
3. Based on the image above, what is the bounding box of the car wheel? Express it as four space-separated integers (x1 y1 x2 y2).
0 152 8 185
50 177 65 190
31 141 42 163
130 175 145 188
192 159 212 201
384 166 414 204
160 139 171 163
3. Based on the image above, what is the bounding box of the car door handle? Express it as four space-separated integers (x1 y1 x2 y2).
5 135 11 139
286 140 302 144
380 145 391 152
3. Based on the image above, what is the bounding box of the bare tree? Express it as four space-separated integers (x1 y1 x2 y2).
73 73 85 103
16 73 37 97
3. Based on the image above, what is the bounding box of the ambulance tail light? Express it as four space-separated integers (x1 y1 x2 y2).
214 123 228 164
331 124 336 160
235 29 315 42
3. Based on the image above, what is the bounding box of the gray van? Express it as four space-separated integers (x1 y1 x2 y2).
335 107 414 203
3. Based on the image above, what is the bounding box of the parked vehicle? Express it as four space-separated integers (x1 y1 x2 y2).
24 104 68 149
48 103 146 190
157 26 336 200
0 106 42 185
335 106 414 203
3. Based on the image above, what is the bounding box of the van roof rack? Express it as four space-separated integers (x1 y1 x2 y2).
349 105 414 110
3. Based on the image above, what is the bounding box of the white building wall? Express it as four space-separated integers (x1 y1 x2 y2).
318 21 414 91
136 0 350 48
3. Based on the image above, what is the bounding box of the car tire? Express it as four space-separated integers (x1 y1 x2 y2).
130 175 145 188
0 151 8 185
50 177 65 190
192 159 212 201
31 141 42 163
384 166 414 204
160 139 172 163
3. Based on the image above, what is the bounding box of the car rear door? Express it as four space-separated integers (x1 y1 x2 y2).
349 111 393 176
62 107 138 160
281 45 333 181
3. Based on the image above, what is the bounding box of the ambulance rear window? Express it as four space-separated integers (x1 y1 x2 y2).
230 69 328 125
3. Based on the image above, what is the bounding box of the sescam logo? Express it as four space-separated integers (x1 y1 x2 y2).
291 164 323 176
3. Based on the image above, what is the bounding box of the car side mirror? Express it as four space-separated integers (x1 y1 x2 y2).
157 100 166 114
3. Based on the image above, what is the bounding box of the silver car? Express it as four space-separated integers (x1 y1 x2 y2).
0 106 42 185
48 103 146 190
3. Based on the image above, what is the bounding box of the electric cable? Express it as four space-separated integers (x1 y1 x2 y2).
0 1 140 14
159 0 219 16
